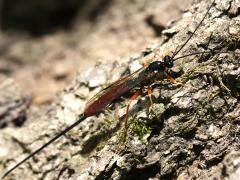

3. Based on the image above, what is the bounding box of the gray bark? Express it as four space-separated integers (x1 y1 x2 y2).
0 0 240 179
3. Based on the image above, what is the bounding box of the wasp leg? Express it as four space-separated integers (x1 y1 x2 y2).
124 91 141 140
147 86 153 111
166 73 177 84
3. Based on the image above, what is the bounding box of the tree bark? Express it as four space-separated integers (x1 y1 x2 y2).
0 0 239 179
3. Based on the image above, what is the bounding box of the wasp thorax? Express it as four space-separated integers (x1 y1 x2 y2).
163 55 174 68
147 61 165 73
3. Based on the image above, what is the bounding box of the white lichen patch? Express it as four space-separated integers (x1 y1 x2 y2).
77 171 93 180
0 138 9 158
57 93 85 124
129 60 143 73
83 67 108 88
207 124 223 138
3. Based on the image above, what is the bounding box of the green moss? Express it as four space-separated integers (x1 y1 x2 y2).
127 113 152 141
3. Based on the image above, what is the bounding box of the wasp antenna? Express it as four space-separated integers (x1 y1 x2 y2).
173 50 239 61
2 114 87 179
171 0 216 59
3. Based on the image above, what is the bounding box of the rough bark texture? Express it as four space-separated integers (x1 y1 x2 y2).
0 79 31 128
0 0 188 106
0 0 240 179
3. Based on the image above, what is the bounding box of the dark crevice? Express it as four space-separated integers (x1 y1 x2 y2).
150 106 196 137
0 111 27 128
126 163 160 180
56 165 75 180
160 171 176 180
221 164 228 177
228 0 240 18
205 154 225 168
145 15 165 36
79 133 105 154
161 106 189 120
88 0 113 22
179 128 197 140
215 0 232 19
95 162 118 180
149 115 165 138
222 74 240 97
141 48 153 57
13 114 27 127
173 151 188 163
1 0 88 36
226 41 240 51
192 144 205 156
161 31 177 46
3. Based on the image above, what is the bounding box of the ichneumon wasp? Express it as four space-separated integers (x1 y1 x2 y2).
2 0 238 178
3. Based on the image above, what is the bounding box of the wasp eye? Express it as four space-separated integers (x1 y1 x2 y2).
164 55 174 68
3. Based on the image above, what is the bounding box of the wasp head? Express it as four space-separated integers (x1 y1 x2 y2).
163 55 174 68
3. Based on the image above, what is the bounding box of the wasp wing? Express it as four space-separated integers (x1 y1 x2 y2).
86 66 145 107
